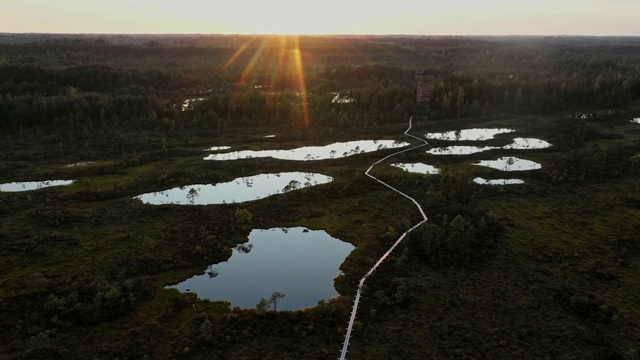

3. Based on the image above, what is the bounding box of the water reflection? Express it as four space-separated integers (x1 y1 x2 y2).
134 172 333 205
427 146 498 155
65 162 95 167
166 227 355 311
181 98 205 111
264 135 276 138
204 146 231 152
426 138 551 155
503 137 552 150
473 177 525 185
391 163 440 175
474 157 542 171
425 128 514 141
0 180 74 192
631 118 640 124
203 140 409 161
331 93 356 104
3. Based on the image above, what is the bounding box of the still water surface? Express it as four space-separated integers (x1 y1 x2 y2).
134 172 332 205
203 140 409 161
391 163 440 174
204 146 231 152
474 157 542 171
65 162 95 167
167 227 355 310
0 180 74 192
503 137 552 150
427 145 498 155
426 128 514 141
473 177 525 185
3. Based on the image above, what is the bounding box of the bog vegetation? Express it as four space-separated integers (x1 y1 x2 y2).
1 34 640 359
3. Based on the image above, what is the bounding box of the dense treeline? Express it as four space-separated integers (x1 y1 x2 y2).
1 35 639 136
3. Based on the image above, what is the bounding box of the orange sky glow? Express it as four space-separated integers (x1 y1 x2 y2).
0 0 638 36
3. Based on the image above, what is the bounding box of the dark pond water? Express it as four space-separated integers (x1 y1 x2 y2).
167 227 355 311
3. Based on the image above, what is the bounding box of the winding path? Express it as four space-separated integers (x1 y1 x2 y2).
339 116 429 360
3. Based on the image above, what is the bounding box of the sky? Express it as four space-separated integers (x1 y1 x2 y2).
0 0 638 36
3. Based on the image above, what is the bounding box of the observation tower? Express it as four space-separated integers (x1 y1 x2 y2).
415 72 435 108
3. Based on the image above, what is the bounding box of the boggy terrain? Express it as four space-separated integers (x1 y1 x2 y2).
1 34 640 359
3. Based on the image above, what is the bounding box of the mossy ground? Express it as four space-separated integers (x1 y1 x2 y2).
2 112 640 358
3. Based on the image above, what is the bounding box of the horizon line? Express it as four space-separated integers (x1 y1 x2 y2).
1 32 638 38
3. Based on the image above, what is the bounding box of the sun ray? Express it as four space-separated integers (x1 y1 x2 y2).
234 38 267 91
269 36 288 90
292 36 310 127
217 40 252 74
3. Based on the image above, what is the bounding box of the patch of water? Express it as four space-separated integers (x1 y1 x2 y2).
264 135 276 138
65 162 95 167
166 227 355 311
631 118 640 124
0 180 74 192
474 157 542 171
427 146 498 155
503 137 552 150
576 113 594 119
134 172 333 205
204 146 231 152
331 93 356 104
181 98 205 111
473 177 525 185
391 163 440 175
203 140 409 161
426 128 514 141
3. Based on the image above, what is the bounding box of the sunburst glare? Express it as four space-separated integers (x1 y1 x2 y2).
215 35 311 128
217 41 252 74
235 39 267 91
269 36 288 91
292 36 310 127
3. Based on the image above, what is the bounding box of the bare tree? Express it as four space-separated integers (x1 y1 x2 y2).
256 292 286 311
270 292 285 311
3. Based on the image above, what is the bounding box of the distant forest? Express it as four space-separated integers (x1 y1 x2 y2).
1 34 639 136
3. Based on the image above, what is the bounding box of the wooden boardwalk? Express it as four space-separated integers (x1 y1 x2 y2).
339 116 429 359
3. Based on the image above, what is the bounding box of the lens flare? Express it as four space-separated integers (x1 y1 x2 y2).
235 39 267 90
217 41 252 74
269 36 288 90
292 36 310 127
215 36 311 128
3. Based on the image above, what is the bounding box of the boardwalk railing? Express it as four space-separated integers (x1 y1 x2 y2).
339 116 429 360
